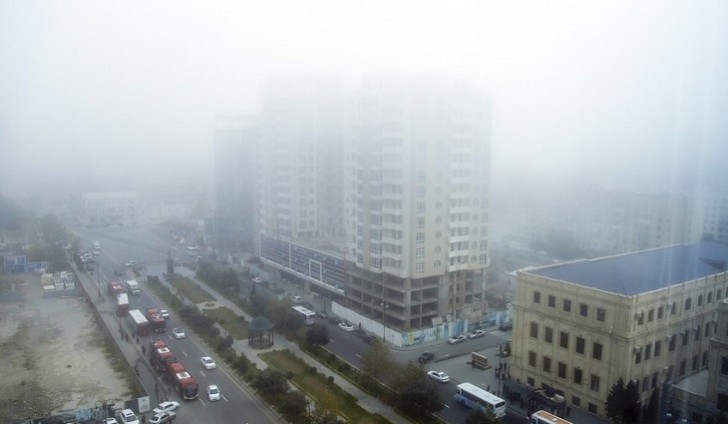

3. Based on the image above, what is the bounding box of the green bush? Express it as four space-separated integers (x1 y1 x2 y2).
309 366 317 374
327 375 334 384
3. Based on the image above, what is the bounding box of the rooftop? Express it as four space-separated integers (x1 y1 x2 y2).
526 242 728 296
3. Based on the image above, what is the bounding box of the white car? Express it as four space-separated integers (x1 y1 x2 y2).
467 329 487 339
207 384 221 401
172 328 186 339
104 419 119 424
160 309 170 320
427 370 451 383
152 400 180 414
252 276 262 283
125 261 137 268
201 356 216 369
118 409 140 424
148 412 176 424
290 295 301 303
448 335 467 344
338 322 355 332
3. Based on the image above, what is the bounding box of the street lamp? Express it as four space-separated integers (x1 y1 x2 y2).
497 343 503 396
380 302 389 341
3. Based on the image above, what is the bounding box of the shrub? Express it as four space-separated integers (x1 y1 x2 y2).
327 375 334 384
286 371 295 380
309 366 317 374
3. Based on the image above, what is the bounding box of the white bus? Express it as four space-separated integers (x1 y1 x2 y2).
530 410 573 424
454 382 507 418
291 305 316 325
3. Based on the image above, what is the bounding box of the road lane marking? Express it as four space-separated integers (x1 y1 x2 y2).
221 394 229 402
200 370 207 378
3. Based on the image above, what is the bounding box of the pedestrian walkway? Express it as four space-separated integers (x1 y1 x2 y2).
154 269 405 424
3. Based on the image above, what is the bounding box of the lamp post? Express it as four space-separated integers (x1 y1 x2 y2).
497 343 503 396
380 302 389 341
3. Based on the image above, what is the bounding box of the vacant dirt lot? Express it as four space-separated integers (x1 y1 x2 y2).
0 273 133 422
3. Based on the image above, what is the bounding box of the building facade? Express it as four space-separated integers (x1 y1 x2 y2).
511 242 728 419
343 78 491 330
78 192 137 227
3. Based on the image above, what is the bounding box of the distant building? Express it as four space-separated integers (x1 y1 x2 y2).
511 242 728 420
78 192 137 227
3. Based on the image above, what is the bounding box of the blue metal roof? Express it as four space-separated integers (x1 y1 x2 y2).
527 242 728 296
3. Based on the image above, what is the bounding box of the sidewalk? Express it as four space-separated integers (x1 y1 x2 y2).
155 268 406 424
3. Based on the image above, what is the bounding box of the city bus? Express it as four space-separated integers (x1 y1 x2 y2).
128 309 150 336
530 410 573 424
454 382 507 418
291 305 316 325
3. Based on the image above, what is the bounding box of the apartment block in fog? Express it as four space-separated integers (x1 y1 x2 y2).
511 242 728 419
343 78 492 330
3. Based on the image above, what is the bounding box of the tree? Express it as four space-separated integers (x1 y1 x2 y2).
306 323 330 347
220 269 240 293
359 338 396 382
606 377 641 424
252 369 289 398
281 390 308 420
390 361 444 416
465 408 500 424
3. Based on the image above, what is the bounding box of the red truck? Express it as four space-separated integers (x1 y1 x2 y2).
107 281 125 297
165 359 199 400
145 307 167 333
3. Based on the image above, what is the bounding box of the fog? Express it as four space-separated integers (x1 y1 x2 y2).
1 0 727 197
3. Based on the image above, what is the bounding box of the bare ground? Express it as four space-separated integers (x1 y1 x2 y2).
0 273 133 422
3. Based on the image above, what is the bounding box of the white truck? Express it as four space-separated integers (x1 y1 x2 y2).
126 279 141 295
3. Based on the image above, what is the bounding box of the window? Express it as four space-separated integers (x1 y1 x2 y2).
545 327 553 343
530 322 539 338
588 403 598 414
658 306 664 319
416 217 425 229
416 202 425 213
543 356 552 373
669 335 676 351
548 295 556 307
692 355 699 371
558 362 567 379
415 232 425 244
645 343 652 360
719 393 728 412
671 302 677 315
563 299 572 312
576 336 585 354
654 340 661 357
560 331 569 349
642 376 649 392
652 372 658 389
705 323 711 337
721 357 728 375
638 311 644 325
415 262 424 274
416 247 425 259
698 294 703 307
635 349 642 364
708 291 713 303
695 327 701 341
682 331 689 346
580 303 588 317
527 377 535 386
685 297 692 310
597 307 606 322
702 352 708 367
574 368 583 385
719 289 724 300
528 351 537 367
572 396 581 407
590 374 600 392
533 291 541 304
679 360 686 376
593 342 603 360
648 309 654 322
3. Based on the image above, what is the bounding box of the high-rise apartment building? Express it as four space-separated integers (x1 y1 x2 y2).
211 115 258 249
510 242 728 420
256 76 345 243
344 78 491 330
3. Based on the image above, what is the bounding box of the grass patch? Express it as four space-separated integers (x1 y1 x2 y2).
261 350 391 424
202 306 249 339
168 277 215 303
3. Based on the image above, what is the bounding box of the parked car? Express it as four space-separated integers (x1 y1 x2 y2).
148 412 175 424
418 352 435 363
201 356 216 369
104 419 119 424
252 276 262 283
125 261 137 268
467 329 487 339
290 295 301 303
207 384 221 401
499 321 513 331
317 309 329 319
171 328 186 339
152 401 180 414
118 409 140 424
427 370 451 383
448 335 467 344
338 322 355 332
160 309 170 320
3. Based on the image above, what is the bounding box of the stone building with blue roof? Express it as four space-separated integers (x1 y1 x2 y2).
510 242 728 421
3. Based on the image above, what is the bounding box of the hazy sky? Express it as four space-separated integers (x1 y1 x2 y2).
1 0 727 196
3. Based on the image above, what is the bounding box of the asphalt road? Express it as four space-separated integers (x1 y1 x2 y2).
74 225 277 424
